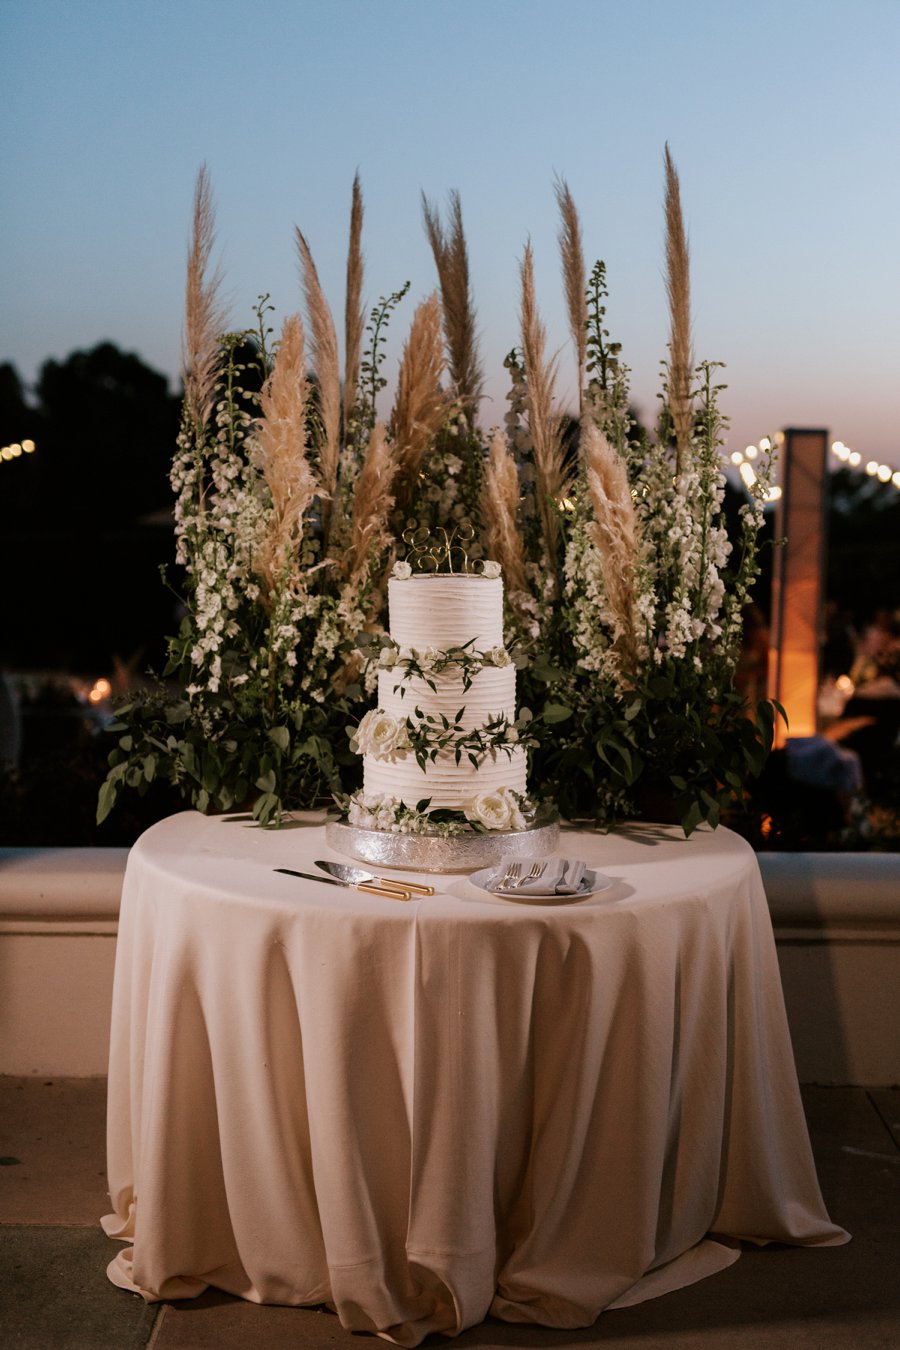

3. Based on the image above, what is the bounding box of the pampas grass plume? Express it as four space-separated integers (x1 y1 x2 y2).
554 177 587 407
182 164 226 435
483 428 528 601
664 145 693 477
390 291 446 509
520 241 569 589
582 418 639 672
254 313 317 603
344 172 365 433
346 421 397 588
295 227 342 530
422 190 483 413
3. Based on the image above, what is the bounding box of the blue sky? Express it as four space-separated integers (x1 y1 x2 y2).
3 0 899 465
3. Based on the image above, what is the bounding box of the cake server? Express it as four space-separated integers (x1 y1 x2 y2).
274 868 413 900
315 860 435 896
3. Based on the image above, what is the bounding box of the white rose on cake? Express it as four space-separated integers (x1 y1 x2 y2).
392 560 412 580
353 710 409 758
481 560 502 579
464 786 528 831
464 788 512 831
488 646 511 667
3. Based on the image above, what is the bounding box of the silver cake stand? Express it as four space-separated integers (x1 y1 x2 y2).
325 816 560 873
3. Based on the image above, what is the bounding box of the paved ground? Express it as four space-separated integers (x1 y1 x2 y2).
1 1078 898 1349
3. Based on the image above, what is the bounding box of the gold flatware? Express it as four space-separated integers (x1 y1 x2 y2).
274 868 412 900
315 860 434 896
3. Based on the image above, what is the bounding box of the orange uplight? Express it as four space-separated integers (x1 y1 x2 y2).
89 678 112 704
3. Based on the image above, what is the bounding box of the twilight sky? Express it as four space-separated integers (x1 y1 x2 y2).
3 0 899 468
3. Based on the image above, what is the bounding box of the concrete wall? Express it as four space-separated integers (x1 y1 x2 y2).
758 853 900 1087
0 849 127 1077
1 845 898 1083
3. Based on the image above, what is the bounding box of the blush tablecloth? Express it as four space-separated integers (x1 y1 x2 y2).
102 811 847 1345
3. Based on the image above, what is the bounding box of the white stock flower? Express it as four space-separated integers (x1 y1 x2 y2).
348 798 379 829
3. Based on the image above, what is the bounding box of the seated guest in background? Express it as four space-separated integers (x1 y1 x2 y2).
839 643 900 804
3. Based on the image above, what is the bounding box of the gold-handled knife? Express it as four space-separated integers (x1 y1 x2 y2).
274 868 413 900
315 859 434 896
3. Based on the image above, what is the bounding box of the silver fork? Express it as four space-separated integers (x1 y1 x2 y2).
509 862 547 889
499 862 522 888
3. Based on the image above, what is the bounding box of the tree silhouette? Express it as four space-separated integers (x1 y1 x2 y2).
33 342 180 528
1 344 181 671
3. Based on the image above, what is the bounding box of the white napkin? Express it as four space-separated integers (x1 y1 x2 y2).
495 858 587 895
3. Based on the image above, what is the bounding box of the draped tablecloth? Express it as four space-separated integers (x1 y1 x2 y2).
102 811 847 1345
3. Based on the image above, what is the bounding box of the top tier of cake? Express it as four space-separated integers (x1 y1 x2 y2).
388 574 503 650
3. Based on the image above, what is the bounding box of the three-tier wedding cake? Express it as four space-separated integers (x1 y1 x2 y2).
345 561 533 834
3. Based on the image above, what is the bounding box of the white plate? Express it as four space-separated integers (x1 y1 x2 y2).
470 865 612 902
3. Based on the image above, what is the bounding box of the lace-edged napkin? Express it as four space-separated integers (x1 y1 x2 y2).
496 858 587 895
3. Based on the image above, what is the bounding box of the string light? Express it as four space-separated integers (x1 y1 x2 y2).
726 439 781 503
831 440 899 490
726 435 900 499
0 439 36 463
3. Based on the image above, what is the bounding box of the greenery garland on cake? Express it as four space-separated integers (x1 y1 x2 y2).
99 152 780 834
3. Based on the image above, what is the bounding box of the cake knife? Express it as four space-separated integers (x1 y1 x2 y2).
274 868 413 900
315 860 435 896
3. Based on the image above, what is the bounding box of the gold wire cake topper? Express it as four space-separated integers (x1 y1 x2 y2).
401 520 482 574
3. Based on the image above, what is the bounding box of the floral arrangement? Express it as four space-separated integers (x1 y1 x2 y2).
100 150 779 836
337 786 544 836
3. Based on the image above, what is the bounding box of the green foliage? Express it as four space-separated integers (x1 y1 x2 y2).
99 198 779 841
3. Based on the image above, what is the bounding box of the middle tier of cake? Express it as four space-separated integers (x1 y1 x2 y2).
362 664 527 808
376 667 516 730
363 740 527 809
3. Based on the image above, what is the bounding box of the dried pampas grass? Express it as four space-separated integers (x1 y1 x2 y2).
390 292 446 511
344 173 365 433
182 164 226 436
520 242 569 590
555 177 587 408
422 190 483 413
664 145 693 477
254 314 317 604
483 428 528 601
295 228 342 538
582 418 639 673
345 421 397 590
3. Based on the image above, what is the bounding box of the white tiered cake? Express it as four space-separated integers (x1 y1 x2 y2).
346 565 531 832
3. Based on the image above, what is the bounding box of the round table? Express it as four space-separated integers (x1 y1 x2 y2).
102 811 847 1346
